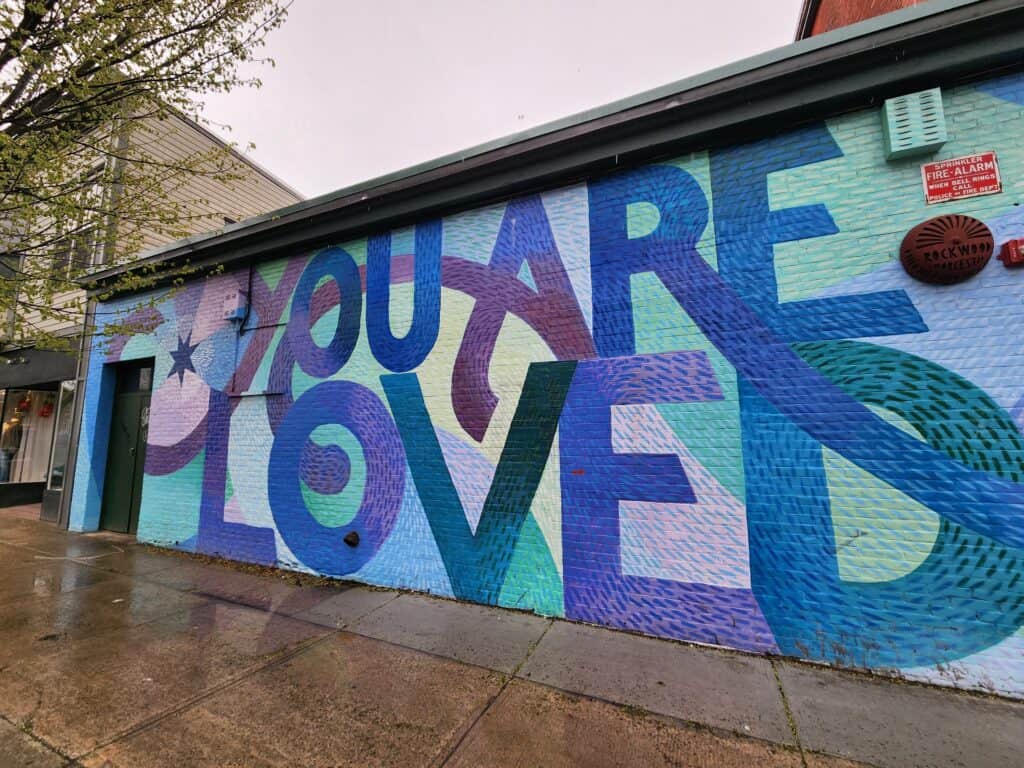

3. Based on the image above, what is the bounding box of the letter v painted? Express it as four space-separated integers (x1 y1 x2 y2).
382 360 577 604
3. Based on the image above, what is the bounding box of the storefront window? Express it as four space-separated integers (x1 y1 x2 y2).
0 388 59 484
47 381 76 491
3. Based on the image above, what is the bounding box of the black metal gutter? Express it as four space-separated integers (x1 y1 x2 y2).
87 0 1024 298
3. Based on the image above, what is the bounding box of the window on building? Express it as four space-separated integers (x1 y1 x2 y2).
46 380 76 491
0 255 18 341
50 237 71 276
50 225 100 277
0 388 60 484
72 225 100 268
51 165 108 276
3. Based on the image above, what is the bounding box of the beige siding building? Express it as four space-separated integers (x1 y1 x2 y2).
128 112 302 253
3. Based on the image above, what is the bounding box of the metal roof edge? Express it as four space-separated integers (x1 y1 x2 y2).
87 0 1018 297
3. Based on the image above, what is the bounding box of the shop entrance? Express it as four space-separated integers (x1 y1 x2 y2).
100 360 153 534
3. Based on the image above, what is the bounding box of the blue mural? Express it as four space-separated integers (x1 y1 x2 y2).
70 71 1024 699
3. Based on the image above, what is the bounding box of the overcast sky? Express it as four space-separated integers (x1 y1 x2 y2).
201 0 805 199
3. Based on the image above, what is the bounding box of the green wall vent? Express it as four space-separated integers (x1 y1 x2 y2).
881 88 947 160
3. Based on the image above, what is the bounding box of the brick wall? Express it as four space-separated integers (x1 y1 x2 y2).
808 0 921 36
71 70 1024 699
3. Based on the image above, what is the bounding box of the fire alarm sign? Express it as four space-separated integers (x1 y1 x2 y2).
921 152 1001 204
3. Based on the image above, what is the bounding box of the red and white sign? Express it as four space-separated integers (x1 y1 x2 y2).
921 152 1002 205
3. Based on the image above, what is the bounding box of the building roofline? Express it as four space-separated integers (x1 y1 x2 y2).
796 0 822 39
169 108 305 200
87 0 1023 298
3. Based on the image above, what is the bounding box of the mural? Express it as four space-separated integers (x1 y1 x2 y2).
72 72 1024 698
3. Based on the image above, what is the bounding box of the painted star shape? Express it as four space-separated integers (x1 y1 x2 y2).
167 332 200 384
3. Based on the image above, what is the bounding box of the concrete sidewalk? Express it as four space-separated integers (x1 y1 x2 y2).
0 514 1018 767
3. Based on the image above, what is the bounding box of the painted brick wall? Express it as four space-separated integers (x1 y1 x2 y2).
71 71 1024 698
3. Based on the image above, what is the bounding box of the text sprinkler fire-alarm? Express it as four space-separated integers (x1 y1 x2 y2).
899 214 994 285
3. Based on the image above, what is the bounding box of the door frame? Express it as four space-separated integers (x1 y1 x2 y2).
99 358 154 534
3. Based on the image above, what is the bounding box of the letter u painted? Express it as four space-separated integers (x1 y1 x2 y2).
367 221 442 371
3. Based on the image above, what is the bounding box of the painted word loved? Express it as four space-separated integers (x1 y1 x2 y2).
192 124 1024 668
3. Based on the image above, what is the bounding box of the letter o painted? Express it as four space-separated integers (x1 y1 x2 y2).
268 380 405 575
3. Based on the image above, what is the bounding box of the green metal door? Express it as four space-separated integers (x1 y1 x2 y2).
100 362 153 534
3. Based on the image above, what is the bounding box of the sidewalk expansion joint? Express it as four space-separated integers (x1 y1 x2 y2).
0 710 79 766
771 659 806 768
337 591 402 631
511 618 553 678
435 619 553 767
75 629 338 762
435 670 512 767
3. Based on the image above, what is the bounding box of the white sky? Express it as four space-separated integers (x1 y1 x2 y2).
201 0 805 199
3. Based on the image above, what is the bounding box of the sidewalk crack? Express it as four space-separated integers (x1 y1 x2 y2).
511 618 553 678
772 660 807 768
0 711 77 766
338 591 402 631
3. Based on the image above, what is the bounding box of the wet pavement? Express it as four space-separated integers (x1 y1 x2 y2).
0 511 1020 767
